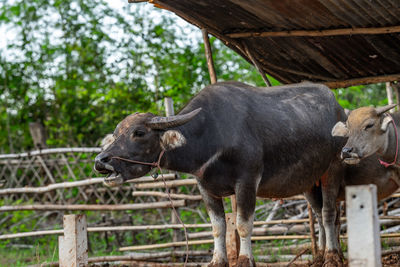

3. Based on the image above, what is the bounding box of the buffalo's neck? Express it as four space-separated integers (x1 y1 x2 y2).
160 120 212 174
379 121 400 165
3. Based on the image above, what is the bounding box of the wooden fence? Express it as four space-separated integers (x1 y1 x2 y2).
2 147 400 266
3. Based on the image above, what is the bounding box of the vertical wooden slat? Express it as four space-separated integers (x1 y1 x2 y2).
202 29 217 84
307 203 317 257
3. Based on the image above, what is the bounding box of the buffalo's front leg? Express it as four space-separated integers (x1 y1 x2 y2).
321 164 344 267
235 183 257 267
304 186 326 267
198 184 228 267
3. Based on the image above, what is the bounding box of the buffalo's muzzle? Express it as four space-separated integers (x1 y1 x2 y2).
341 146 361 164
94 152 113 174
341 147 353 159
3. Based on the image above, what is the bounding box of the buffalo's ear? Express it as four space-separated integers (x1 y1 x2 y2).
381 116 393 132
161 130 186 150
344 109 351 116
332 121 349 137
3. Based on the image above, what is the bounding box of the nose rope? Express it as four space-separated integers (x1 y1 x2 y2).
111 150 165 168
110 150 189 266
379 114 399 168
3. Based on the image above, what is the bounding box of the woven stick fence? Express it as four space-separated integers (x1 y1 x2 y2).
2 147 400 266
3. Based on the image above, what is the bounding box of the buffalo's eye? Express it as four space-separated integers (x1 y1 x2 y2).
132 130 146 138
364 123 374 130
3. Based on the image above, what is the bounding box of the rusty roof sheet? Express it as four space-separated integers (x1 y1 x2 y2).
133 0 400 88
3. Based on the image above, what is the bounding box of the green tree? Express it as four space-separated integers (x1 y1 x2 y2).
0 1 265 153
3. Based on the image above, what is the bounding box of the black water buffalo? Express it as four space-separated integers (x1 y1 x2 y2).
95 81 347 267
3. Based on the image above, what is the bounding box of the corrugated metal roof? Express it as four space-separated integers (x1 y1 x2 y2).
132 0 400 88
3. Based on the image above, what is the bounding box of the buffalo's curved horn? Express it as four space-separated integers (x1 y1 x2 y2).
146 108 202 130
376 104 397 115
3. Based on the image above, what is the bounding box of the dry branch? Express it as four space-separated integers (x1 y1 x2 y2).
0 174 177 195
0 147 101 159
129 173 177 183
0 200 185 211
120 235 314 251
132 191 202 200
0 229 63 240
382 247 400 256
89 250 211 262
135 179 197 189
0 178 104 195
120 239 214 251
0 218 324 240
40 260 207 267
188 224 310 239
0 222 213 240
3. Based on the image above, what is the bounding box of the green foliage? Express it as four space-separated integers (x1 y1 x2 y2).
0 1 267 153
334 83 388 110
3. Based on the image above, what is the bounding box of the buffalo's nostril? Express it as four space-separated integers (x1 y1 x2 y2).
342 147 353 153
95 153 111 164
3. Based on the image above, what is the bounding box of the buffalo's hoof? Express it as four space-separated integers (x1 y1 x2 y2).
309 250 325 267
207 261 229 267
323 250 343 267
236 255 256 267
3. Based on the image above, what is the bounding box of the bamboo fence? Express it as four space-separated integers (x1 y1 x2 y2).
1 147 400 266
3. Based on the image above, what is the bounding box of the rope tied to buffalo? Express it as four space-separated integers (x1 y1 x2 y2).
112 149 190 266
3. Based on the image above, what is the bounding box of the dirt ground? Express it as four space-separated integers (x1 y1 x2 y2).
87 252 400 266
382 252 400 266
285 251 400 267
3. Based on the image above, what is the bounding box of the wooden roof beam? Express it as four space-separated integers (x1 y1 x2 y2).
324 74 400 89
227 25 400 38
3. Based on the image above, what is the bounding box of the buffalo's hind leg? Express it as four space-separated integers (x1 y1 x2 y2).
235 182 257 267
304 185 325 267
198 184 228 267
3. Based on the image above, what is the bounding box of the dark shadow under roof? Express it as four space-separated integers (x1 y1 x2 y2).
131 0 400 88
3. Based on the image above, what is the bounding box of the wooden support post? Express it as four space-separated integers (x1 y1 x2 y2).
386 82 395 113
59 214 88 267
307 203 317 257
391 82 400 110
202 29 217 84
242 42 271 87
164 97 182 246
226 213 239 267
346 185 381 267
225 195 239 266
29 122 47 149
164 97 174 118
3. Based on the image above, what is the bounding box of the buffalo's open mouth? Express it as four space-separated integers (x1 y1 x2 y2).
103 172 124 187
342 153 361 165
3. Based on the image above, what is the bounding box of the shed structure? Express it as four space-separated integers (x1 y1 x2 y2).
130 0 400 88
